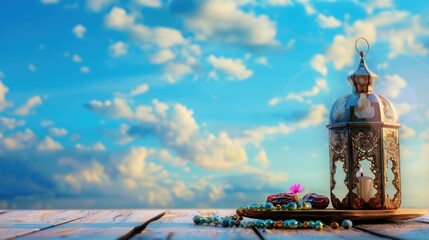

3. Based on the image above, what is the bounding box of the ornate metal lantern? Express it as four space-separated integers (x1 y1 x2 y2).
327 38 401 210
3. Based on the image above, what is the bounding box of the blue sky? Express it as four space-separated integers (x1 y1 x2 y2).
1 0 429 209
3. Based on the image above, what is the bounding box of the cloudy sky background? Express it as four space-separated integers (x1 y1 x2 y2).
1 0 429 209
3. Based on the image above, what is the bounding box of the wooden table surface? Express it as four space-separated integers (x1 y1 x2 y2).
0 209 428 240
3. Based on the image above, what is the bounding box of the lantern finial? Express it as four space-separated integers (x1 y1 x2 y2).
347 38 378 94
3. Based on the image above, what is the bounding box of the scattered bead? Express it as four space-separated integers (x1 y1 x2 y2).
331 222 339 229
302 202 312 210
281 204 287 210
297 201 303 210
264 202 274 211
342 219 353 229
287 202 297 211
193 215 201 225
275 204 282 211
302 221 310 228
265 219 274 229
288 219 299 229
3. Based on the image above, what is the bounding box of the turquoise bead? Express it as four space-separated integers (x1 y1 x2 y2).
281 204 287 210
288 219 299 228
213 216 221 225
308 220 315 228
265 219 274 229
205 217 212 224
297 201 303 210
255 219 265 228
250 203 258 210
199 217 206 224
221 218 230 227
229 219 236 227
342 219 353 229
193 215 202 225
283 220 289 228
264 202 274 211
287 202 297 210
258 203 265 210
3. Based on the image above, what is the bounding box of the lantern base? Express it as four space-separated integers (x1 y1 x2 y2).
237 208 427 223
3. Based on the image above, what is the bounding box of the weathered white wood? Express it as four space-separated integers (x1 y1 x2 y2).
20 209 164 239
356 221 429 240
134 209 259 240
0 210 90 240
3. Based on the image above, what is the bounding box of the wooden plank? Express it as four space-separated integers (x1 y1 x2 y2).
19 209 164 239
134 209 260 240
355 221 429 240
0 210 90 240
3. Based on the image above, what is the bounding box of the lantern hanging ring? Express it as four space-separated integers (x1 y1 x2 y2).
355 37 370 55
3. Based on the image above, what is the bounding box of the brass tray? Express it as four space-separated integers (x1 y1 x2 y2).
237 208 427 223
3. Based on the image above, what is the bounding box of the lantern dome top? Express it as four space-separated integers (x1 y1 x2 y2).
347 38 378 94
328 93 400 125
328 38 400 127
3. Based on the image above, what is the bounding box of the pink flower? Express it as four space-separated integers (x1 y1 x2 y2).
289 183 303 194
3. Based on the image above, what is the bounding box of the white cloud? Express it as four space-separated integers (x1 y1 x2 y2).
41 0 59 4
106 7 186 48
28 63 37 72
0 80 11 112
117 147 162 179
72 54 82 63
255 149 270 167
377 62 388 69
76 142 106 151
0 128 36 150
207 55 253 80
128 83 150 97
40 120 54 127
72 24 86 39
62 161 109 191
242 104 327 145
0 117 25 130
317 13 341 28
182 0 278 46
163 63 192 84
80 66 90 74
255 56 268 66
270 78 327 105
267 0 293 6
295 104 328 128
380 74 406 98
310 54 327 76
135 26 186 48
49 127 68 137
131 101 248 170
360 0 394 14
85 98 134 119
109 41 128 57
86 0 114 12
14 95 43 116
208 185 224 202
400 125 415 139
395 102 411 117
37 136 63 152
133 0 162 8
105 7 135 31
297 0 316 15
149 49 175 64
172 181 194 199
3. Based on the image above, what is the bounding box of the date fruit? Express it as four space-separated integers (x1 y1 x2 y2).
302 193 329 209
266 193 300 205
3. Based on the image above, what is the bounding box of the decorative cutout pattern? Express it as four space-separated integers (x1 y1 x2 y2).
384 129 401 209
355 94 375 119
333 96 348 121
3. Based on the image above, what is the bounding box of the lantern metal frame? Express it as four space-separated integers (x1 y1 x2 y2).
327 39 401 210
